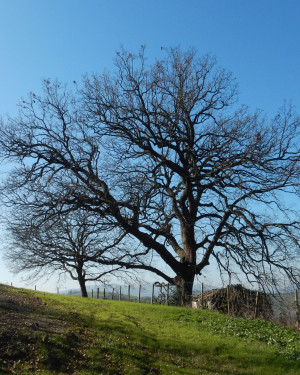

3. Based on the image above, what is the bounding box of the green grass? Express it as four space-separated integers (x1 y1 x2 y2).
1 286 300 374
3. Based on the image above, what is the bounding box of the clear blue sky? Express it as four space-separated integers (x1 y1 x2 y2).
0 0 300 291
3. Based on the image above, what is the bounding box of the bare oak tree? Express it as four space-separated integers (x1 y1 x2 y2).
1 47 300 302
4 208 127 297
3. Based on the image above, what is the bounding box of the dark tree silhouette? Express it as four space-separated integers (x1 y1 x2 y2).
1 47 300 302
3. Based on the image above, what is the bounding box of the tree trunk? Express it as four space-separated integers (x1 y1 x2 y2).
174 271 195 306
77 270 88 297
176 230 197 305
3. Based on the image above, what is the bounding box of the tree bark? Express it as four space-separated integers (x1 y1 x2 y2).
174 268 195 306
77 269 88 297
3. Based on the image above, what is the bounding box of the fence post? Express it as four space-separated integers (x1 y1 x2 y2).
201 283 204 309
128 285 131 301
119 286 122 301
295 290 300 329
57 287 59 295
254 291 259 319
166 284 169 305
112 288 114 300
103 288 106 300
138 284 141 303
151 283 155 304
92 289 94 298
226 286 230 315
97 288 100 299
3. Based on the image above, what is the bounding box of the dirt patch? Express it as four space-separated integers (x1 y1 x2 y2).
0 284 66 334
0 284 70 374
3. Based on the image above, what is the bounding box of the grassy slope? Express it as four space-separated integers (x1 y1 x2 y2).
1 286 300 375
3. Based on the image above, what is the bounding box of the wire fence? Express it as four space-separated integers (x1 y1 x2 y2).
69 283 172 305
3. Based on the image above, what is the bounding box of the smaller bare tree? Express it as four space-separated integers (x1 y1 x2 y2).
4 207 129 297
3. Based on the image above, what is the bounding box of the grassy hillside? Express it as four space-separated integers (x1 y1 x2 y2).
0 284 300 374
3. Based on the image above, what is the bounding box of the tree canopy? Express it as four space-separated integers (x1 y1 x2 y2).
1 46 300 302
